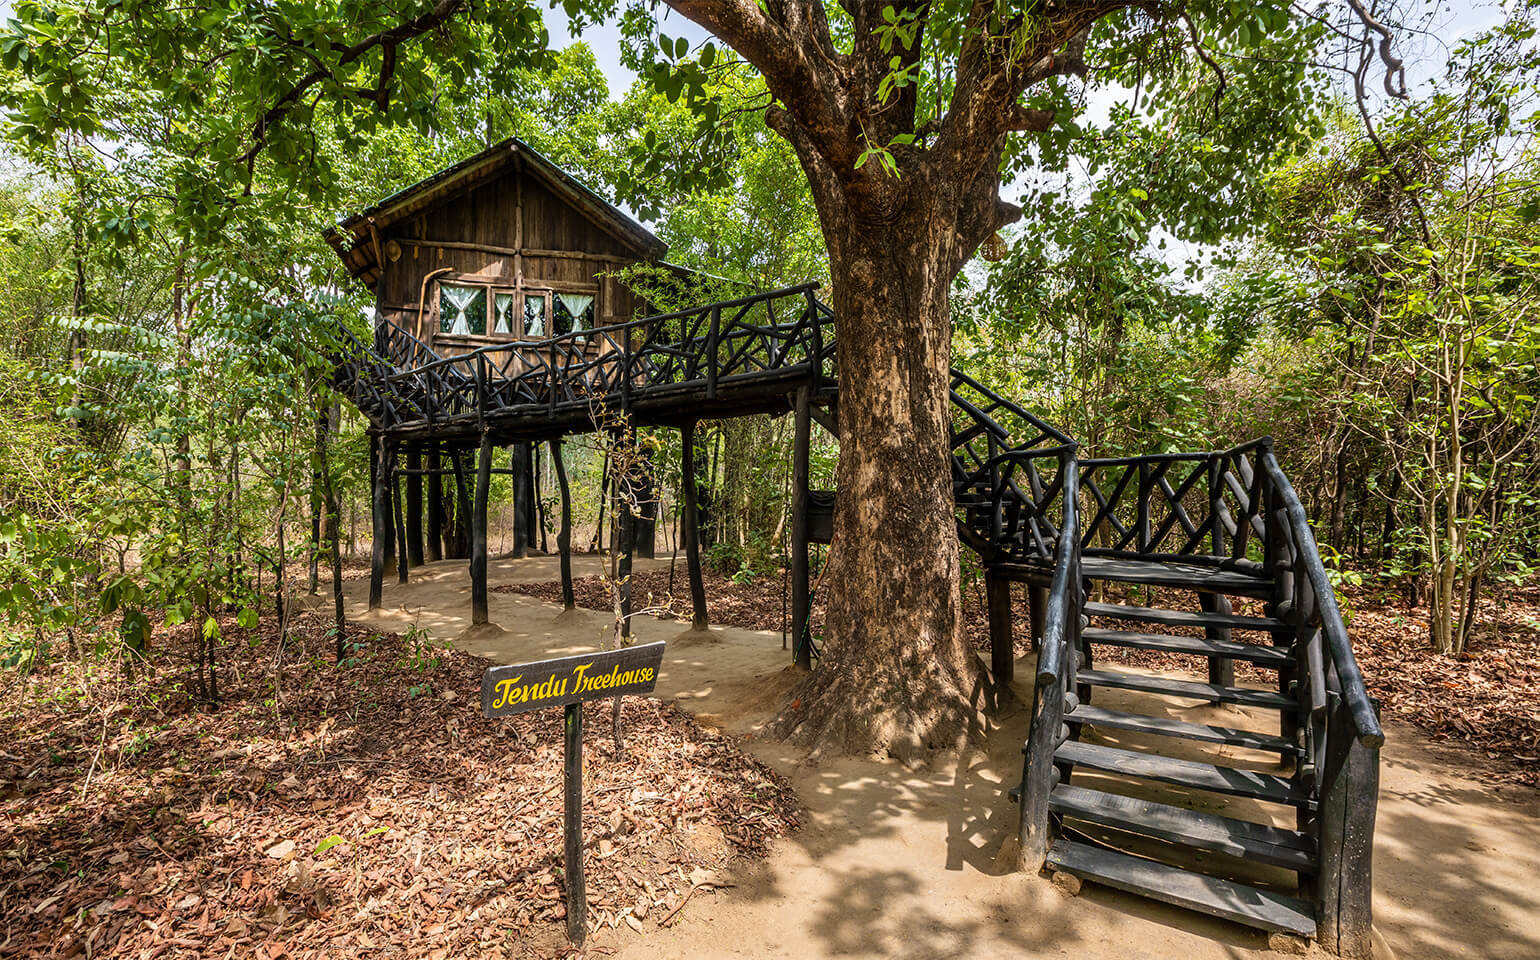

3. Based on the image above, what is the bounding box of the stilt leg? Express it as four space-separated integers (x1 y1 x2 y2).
511 442 532 559
392 447 408 585
406 449 425 567
1200 592 1235 686
368 435 388 610
791 385 812 669
426 447 443 562
551 439 575 611
987 573 1014 686
368 437 391 607
681 420 708 631
472 433 493 625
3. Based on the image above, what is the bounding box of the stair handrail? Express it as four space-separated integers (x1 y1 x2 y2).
1259 450 1384 748
1017 446 1080 870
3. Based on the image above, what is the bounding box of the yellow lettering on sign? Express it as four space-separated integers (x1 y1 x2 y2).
492 675 524 710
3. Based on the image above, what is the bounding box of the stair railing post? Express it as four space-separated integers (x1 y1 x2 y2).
548 340 558 415
1316 694 1380 959
1209 453 1226 557
1017 450 1077 873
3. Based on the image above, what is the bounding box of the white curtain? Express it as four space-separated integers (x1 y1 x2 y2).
557 292 594 331
442 285 480 335
494 292 514 334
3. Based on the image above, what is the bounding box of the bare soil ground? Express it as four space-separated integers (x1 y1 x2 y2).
364 554 1540 959
501 566 1540 788
0 609 796 958
25 551 1534 959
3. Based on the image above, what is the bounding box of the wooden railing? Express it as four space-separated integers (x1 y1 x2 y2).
1016 452 1081 870
335 283 831 432
1259 446 1381 957
1077 438 1271 566
1013 437 1381 953
949 371 1075 564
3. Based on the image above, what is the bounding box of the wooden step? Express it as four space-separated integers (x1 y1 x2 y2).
1049 784 1315 871
1084 601 1285 632
1055 741 1307 807
1068 704 1301 755
1076 668 1296 710
1082 628 1295 667
1081 557 1273 597
1047 839 1316 936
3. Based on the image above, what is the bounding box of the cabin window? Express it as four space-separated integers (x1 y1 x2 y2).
439 283 486 336
523 293 548 338
493 291 516 335
553 292 595 336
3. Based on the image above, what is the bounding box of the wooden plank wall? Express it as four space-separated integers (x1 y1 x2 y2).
375 165 650 363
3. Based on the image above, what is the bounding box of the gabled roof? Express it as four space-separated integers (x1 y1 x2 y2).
324 137 667 285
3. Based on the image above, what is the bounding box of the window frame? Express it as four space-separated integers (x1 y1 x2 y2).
429 274 601 346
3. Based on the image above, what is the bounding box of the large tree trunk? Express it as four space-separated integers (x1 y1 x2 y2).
770 205 986 759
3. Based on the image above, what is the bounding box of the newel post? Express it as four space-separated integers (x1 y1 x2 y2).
1316 697 1380 958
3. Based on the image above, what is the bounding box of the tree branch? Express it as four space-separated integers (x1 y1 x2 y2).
238 0 465 166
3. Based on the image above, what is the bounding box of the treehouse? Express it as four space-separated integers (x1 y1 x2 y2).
326 141 1382 955
324 137 666 358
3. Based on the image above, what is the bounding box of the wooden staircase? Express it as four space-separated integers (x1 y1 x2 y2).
947 406 1385 956
1046 557 1317 938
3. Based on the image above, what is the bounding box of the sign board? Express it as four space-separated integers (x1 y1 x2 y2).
481 641 666 718
480 640 666 946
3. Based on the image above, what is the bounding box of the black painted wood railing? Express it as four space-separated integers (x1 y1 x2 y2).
1017 453 1081 868
334 283 831 434
1076 438 1272 566
1013 435 1382 954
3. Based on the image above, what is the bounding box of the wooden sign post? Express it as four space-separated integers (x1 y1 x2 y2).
481 641 667 945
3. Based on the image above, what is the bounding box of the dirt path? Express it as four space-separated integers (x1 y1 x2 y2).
336 555 1540 959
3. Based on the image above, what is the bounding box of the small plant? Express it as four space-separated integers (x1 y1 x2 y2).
394 623 442 674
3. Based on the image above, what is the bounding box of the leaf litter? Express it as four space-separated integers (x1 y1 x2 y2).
0 611 799 958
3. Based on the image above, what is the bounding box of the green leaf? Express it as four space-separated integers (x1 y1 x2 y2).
314 835 346 856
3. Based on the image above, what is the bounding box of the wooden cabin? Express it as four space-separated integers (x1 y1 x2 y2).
324 137 669 358
326 138 674 562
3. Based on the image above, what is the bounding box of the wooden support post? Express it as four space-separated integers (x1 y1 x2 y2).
551 439 575 610
1027 584 1049 653
987 574 1014 686
1018 673 1066 872
1316 698 1379 958
1200 592 1235 686
563 701 587 945
791 384 812 669
368 436 389 610
308 412 322 596
534 443 548 553
452 448 473 561
511 442 532 559
406 449 425 567
426 447 444 562
472 433 493 625
392 447 409 585
681 420 708 631
377 439 396 574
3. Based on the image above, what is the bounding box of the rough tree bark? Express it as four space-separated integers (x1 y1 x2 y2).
667 1 1088 757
